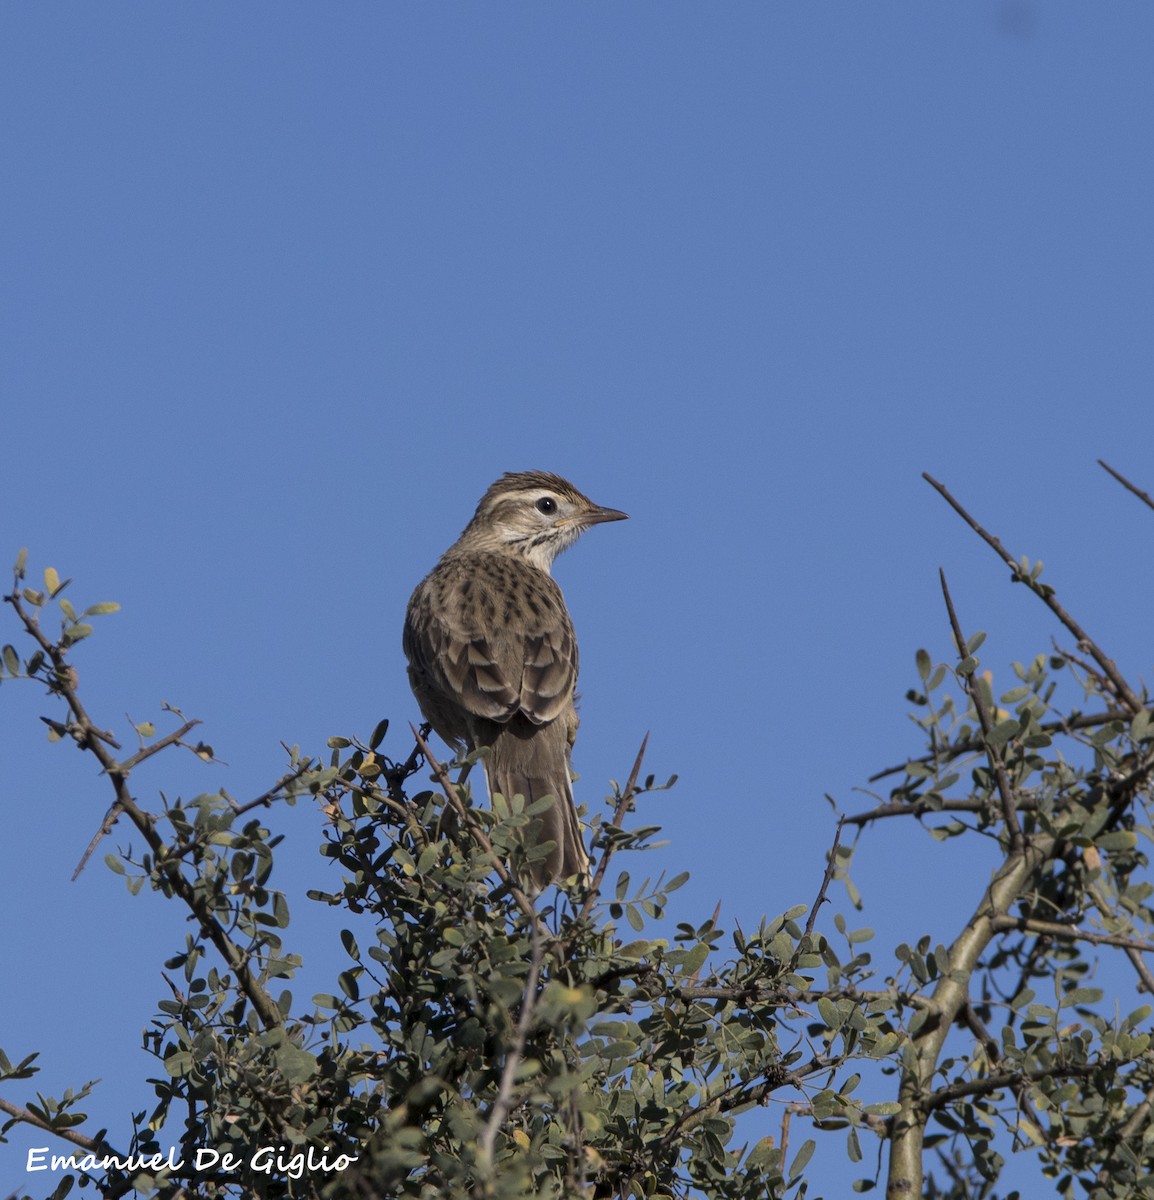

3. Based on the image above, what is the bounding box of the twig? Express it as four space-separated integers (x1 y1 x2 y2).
785 1099 890 1138
477 919 545 1167
868 711 1128 783
229 759 315 817
991 914 1154 953
6 587 284 1030
923 473 1144 715
1087 884 1154 995
577 732 649 923
1098 460 1154 515
845 796 1039 826
0 1095 122 1156
919 1062 1100 1114
410 724 539 922
71 719 201 879
118 720 203 773
383 725 431 802
959 1000 1000 1064
805 816 844 937
938 571 1024 852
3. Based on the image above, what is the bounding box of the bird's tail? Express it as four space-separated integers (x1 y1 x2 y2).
476 716 590 889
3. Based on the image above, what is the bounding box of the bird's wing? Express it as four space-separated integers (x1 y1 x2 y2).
411 558 577 727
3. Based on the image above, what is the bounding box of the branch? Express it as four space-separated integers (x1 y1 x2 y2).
923 473 1144 715
886 817 1054 1198
1088 884 1154 995
919 1062 1100 1115
6 587 284 1030
868 711 1128 783
477 918 545 1167
938 570 1024 852
1098 459 1154 515
71 719 201 879
0 1095 123 1156
991 914 1154 954
845 796 1039 827
659 1055 841 1148
410 724 539 923
785 1099 891 1138
228 758 316 817
805 816 844 937
959 1000 1000 1065
577 732 650 924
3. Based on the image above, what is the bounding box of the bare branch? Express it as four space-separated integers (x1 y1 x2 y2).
805 816 844 937
229 759 316 816
923 473 1144 715
72 718 201 879
577 732 650 924
5 587 284 1030
938 570 1024 851
1098 459 1154 515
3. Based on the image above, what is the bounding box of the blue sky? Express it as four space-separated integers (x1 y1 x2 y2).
3 4 1154 1195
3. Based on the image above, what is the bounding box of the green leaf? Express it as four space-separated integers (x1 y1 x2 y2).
789 1138 816 1179
369 718 390 749
275 1043 319 1085
44 566 60 595
1 645 19 676
1063 987 1104 1008
164 1051 193 1077
987 718 1020 747
104 855 126 876
965 631 987 655
916 649 932 680
818 996 841 1030
1097 831 1137 852
1131 708 1152 743
13 547 28 579
83 601 121 617
847 1125 862 1163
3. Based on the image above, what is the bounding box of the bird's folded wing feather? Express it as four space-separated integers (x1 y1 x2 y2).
411 561 578 726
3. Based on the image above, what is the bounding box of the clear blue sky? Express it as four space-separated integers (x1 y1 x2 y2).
3 4 1154 1195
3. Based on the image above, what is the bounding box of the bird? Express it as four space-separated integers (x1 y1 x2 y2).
403 471 628 887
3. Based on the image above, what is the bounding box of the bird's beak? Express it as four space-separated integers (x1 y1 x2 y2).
585 505 629 526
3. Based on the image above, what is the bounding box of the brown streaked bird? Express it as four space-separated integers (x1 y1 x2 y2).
403 471 627 887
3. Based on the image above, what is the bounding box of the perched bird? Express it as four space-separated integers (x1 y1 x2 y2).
403 471 627 887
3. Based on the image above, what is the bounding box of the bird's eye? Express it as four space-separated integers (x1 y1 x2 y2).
536 496 558 515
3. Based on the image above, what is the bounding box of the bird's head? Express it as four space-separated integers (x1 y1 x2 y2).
453 471 628 572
